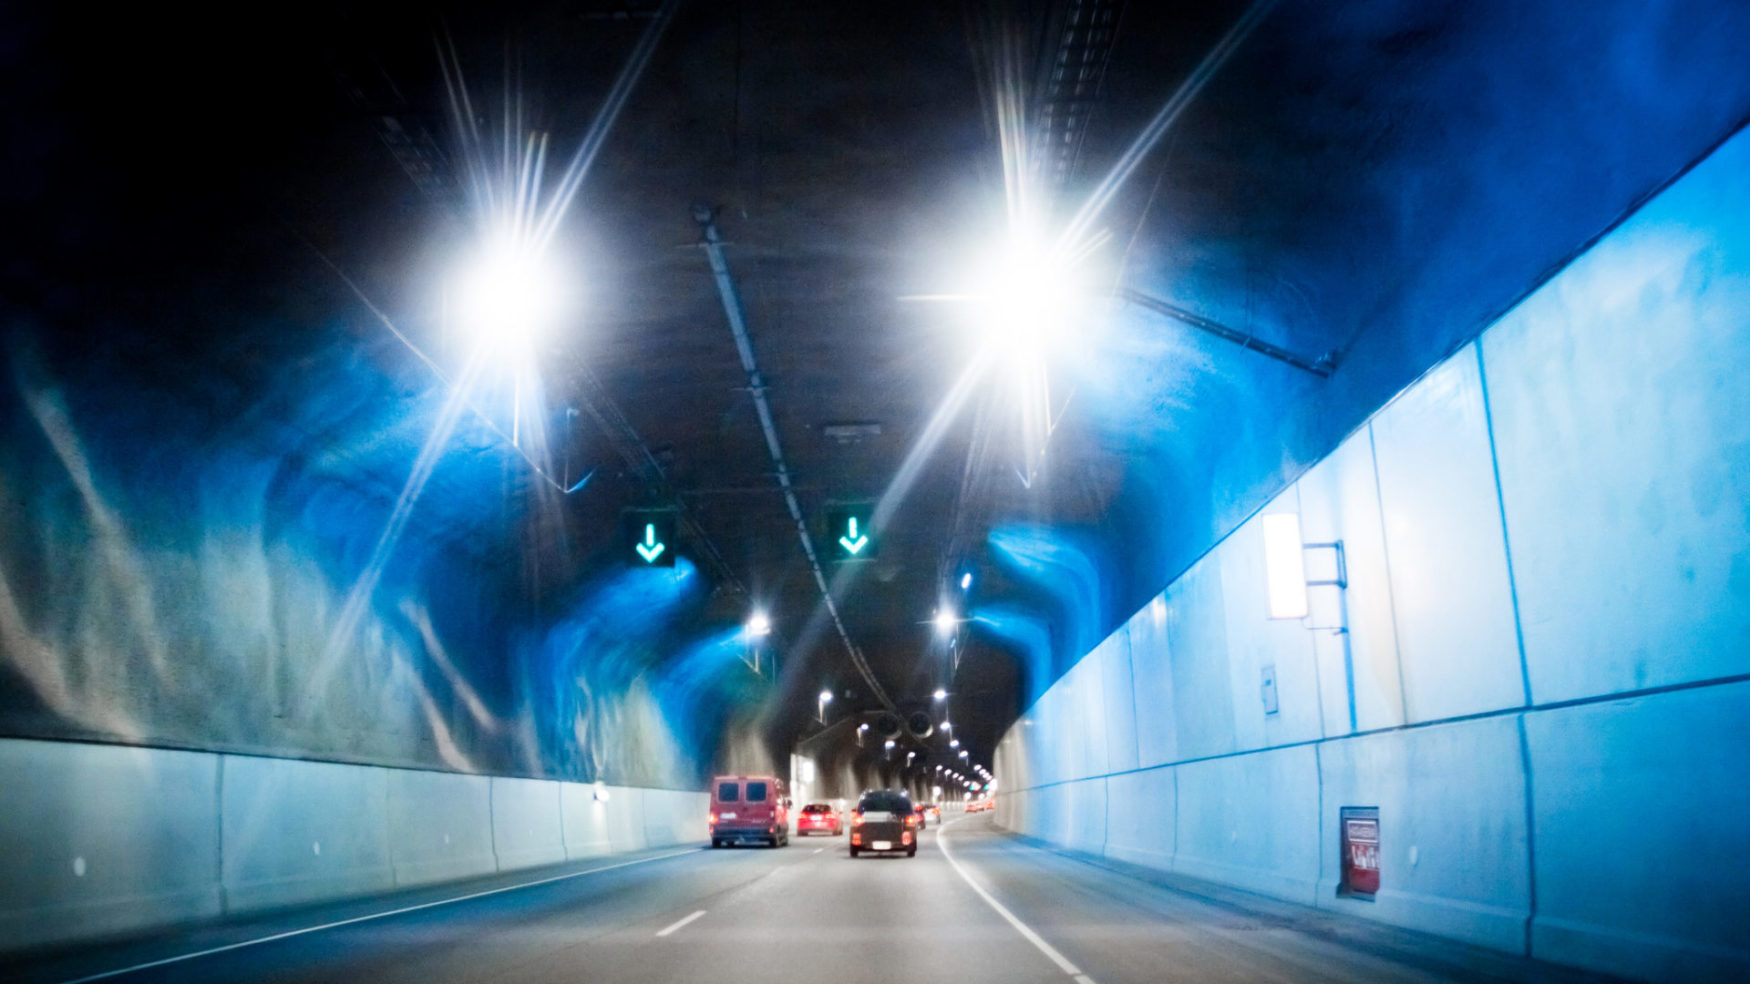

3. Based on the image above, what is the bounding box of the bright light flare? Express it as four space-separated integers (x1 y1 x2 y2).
964 231 1079 368
818 689 833 703
931 223 1105 475
454 234 568 354
933 688 948 701
746 611 772 637
933 609 957 636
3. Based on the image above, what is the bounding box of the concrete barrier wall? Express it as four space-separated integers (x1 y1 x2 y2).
489 777 568 872
0 741 222 950
220 755 395 914
386 769 496 887
993 124 1750 981
560 783 616 860
0 739 707 953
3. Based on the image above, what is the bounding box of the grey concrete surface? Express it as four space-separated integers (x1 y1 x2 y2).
4 817 1622 984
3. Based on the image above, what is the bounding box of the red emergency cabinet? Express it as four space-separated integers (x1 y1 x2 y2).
1339 806 1380 899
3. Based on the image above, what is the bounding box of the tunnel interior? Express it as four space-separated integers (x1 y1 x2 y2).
1 1 1748 980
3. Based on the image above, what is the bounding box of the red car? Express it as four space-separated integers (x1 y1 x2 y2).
797 802 843 836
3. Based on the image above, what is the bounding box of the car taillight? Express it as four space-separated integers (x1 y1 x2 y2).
902 831 913 845
852 813 864 827
905 814 918 827
851 833 861 846
708 812 717 825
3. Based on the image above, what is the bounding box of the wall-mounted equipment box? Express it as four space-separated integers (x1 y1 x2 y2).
1339 806 1380 899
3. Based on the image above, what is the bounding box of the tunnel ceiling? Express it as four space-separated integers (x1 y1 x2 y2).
7 0 1749 762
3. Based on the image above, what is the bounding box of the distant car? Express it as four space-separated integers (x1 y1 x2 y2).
913 803 928 829
797 802 842 836
850 789 917 858
709 775 791 848
967 797 992 813
925 803 942 822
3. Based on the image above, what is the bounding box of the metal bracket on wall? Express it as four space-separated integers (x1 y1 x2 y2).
1115 287 1337 377
1301 539 1357 733
1301 540 1348 632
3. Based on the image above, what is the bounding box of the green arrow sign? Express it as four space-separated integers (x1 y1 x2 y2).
635 523 666 563
826 505 877 561
623 510 677 568
839 516 868 555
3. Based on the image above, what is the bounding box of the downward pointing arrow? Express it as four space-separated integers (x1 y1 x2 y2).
838 516 868 555
636 523 666 563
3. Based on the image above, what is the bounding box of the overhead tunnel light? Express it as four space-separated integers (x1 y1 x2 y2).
454 233 568 355
934 610 957 636
963 230 1080 372
746 610 772 637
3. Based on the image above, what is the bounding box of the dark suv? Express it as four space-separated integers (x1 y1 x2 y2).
850 789 918 858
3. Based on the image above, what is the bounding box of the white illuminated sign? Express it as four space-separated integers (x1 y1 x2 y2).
1262 513 1309 620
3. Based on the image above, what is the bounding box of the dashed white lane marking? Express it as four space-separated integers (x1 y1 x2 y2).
938 820 1097 984
812 848 824 854
55 848 702 984
655 910 707 937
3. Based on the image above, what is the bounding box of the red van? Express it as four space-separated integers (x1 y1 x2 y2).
708 775 790 848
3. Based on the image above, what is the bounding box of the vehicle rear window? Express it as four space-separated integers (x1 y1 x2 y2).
858 790 913 814
803 804 828 813
746 781 769 802
716 782 739 802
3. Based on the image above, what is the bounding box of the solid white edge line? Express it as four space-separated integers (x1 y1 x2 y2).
57 847 703 984
938 819 1092 982
654 909 707 937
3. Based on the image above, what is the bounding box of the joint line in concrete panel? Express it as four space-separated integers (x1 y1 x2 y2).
1366 424 1410 727
1126 632 1143 769
1476 342 1534 708
1515 713 1538 958
1004 668 1750 794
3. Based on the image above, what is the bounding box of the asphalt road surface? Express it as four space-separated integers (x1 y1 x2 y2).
7 816 1618 984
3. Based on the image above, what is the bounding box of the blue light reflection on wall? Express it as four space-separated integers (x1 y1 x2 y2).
0 324 747 789
969 604 1055 705
526 560 701 782
984 524 1108 684
651 627 766 768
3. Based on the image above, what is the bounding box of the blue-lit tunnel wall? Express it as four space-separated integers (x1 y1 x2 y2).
993 124 1750 982
0 326 766 949
0 333 761 785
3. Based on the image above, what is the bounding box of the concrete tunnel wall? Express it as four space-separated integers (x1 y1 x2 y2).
0 737 708 953
992 123 1750 983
